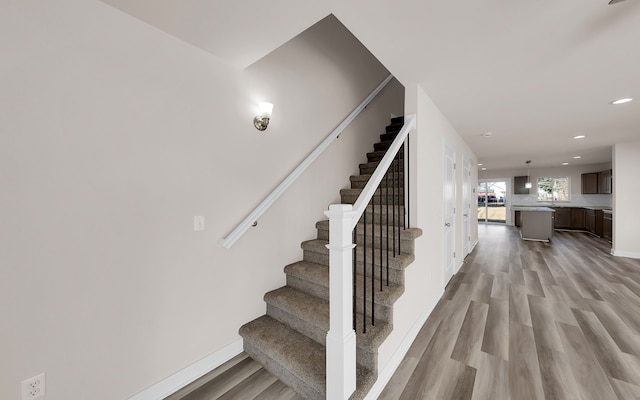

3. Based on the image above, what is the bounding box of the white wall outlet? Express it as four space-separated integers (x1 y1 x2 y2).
21 373 45 399
194 216 205 231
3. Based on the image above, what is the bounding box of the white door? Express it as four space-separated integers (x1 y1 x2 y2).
443 143 456 285
462 157 471 260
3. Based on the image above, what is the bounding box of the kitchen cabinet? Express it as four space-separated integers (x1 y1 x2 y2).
582 173 598 194
571 208 585 230
603 212 612 241
514 176 530 194
515 210 521 227
595 210 604 237
585 208 595 233
598 169 612 194
554 208 571 229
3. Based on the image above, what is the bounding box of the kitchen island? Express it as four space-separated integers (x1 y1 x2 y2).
512 206 555 242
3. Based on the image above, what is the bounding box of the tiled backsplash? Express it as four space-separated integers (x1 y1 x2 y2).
510 193 612 208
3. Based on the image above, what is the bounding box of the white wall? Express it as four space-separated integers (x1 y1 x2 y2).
613 142 640 258
0 3 404 399
375 83 478 371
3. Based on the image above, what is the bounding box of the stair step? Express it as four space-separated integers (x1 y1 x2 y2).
315 221 422 255
284 261 399 324
301 239 416 269
341 188 404 205
350 174 404 189
385 123 403 133
367 150 404 163
373 141 393 151
390 116 404 125
359 160 404 175
239 316 377 400
380 132 399 142
240 316 326 400
264 287 392 371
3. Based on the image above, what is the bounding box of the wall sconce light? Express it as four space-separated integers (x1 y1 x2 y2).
254 102 274 131
525 160 532 188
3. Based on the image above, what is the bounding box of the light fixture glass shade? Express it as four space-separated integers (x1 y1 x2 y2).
254 102 274 131
258 102 274 117
525 182 532 189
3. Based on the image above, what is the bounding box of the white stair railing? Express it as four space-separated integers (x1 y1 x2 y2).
325 114 416 400
218 74 394 249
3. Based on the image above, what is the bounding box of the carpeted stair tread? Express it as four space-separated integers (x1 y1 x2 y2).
285 256 405 307
239 315 325 400
301 239 415 269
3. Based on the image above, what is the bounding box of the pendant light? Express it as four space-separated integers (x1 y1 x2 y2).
525 160 532 189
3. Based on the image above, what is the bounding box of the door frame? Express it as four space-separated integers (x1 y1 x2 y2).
477 178 511 225
443 141 456 287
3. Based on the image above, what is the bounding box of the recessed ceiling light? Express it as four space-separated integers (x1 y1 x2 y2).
562 162 569 165
481 132 492 137
573 156 582 159
477 163 483 166
610 98 633 105
481 167 487 171
573 135 586 139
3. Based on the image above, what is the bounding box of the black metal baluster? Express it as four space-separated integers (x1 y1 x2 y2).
371 194 375 326
363 205 367 334
399 145 403 254
379 175 383 291
353 229 357 332
386 169 390 286
392 153 396 257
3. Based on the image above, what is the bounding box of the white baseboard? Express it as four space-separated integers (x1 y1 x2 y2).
611 249 640 259
363 289 443 400
128 338 243 400
470 239 478 252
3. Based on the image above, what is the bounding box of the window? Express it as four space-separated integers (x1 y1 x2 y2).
537 177 570 201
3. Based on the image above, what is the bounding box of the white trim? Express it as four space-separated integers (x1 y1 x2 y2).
219 74 394 249
611 249 640 259
455 260 464 274
470 239 479 252
128 339 243 400
363 289 443 400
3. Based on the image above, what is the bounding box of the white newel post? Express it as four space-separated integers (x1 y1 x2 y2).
325 204 357 400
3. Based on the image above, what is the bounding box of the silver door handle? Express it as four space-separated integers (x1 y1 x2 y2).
445 222 451 227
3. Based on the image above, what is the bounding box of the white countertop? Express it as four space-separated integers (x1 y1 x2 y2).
512 206 555 212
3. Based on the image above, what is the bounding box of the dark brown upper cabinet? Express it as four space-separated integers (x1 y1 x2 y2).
581 173 598 194
598 169 612 194
514 176 530 194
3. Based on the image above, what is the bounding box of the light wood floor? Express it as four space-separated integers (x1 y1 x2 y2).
170 225 640 400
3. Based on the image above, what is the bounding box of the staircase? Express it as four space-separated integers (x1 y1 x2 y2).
239 116 423 400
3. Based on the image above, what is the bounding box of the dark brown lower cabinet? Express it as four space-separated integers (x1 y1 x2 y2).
603 213 612 241
515 211 521 227
571 208 585 230
585 209 595 233
595 210 604 237
554 208 571 229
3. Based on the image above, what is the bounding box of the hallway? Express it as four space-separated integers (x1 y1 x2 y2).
380 224 640 400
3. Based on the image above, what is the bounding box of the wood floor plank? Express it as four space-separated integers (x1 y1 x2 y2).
451 300 489 368
481 298 509 361
508 320 545 400
610 377 640 400
251 377 305 400
217 368 278 400
180 357 263 400
377 357 420 400
556 322 618 400
586 298 640 356
535 345 582 400
528 295 564 352
470 352 508 400
490 272 509 300
523 269 546 298
509 284 532 327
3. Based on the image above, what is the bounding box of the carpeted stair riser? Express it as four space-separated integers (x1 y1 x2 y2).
284 259 401 324
315 221 419 252
359 161 404 175
350 174 404 189
366 150 404 163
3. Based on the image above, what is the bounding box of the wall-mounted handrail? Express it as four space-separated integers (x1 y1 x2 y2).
218 73 394 249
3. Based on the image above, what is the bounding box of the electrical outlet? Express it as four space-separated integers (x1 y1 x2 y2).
21 373 45 399
194 216 205 231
